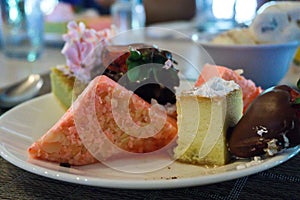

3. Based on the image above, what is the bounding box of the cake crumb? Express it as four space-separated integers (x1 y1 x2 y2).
236 156 262 170
264 139 279 156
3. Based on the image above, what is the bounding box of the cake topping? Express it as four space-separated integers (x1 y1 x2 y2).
255 126 268 137
228 85 300 158
61 21 115 82
195 64 263 113
185 77 240 97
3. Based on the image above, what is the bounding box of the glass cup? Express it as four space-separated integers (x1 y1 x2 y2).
111 0 133 32
111 0 145 32
0 0 44 62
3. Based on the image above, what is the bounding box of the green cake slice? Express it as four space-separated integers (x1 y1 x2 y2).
174 77 243 166
50 67 75 109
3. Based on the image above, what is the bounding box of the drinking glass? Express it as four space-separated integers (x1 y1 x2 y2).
0 0 44 62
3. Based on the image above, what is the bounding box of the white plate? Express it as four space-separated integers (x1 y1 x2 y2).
0 93 299 189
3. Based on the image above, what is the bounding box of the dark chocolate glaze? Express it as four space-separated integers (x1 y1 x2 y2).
228 85 300 158
103 47 179 105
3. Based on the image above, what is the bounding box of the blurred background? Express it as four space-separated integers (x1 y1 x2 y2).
1 0 293 48
0 0 299 105
41 0 277 33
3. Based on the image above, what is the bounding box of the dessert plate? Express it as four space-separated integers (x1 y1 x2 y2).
0 94 299 189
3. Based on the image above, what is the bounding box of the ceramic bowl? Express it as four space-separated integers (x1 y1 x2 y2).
199 41 299 89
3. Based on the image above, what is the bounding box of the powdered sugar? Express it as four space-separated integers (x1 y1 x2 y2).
184 77 240 97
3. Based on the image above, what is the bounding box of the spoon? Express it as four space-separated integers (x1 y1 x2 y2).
0 74 44 108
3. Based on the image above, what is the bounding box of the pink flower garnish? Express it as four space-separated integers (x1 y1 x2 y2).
163 59 173 70
61 21 115 82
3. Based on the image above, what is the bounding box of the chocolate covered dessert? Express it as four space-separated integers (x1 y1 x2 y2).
103 47 180 106
229 85 300 158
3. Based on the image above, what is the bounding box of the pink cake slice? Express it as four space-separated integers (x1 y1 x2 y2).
28 75 177 165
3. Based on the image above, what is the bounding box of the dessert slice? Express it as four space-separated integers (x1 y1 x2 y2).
50 67 75 109
174 77 243 166
28 75 177 166
50 21 115 109
50 66 88 109
229 85 300 158
195 64 262 112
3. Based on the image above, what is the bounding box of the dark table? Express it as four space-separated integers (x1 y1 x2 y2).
1 73 300 200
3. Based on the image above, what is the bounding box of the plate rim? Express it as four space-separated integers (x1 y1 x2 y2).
0 93 299 189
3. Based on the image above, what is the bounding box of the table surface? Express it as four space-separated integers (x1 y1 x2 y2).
1 32 300 199
0 46 65 88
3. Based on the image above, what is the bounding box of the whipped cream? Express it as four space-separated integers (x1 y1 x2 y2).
184 77 240 97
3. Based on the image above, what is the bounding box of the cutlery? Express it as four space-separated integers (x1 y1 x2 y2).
0 74 43 108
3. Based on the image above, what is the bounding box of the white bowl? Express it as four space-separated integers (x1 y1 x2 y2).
199 41 299 89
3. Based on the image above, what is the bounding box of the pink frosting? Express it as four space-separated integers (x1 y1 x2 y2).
61 21 115 82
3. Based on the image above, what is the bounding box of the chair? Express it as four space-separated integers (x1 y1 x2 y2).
143 0 196 25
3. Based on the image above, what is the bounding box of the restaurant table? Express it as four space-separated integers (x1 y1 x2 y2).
1 39 300 200
0 46 65 89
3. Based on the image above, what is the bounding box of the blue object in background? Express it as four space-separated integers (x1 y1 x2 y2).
59 0 111 14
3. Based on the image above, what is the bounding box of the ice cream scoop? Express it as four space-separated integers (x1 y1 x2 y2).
249 1 300 43
211 1 300 45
